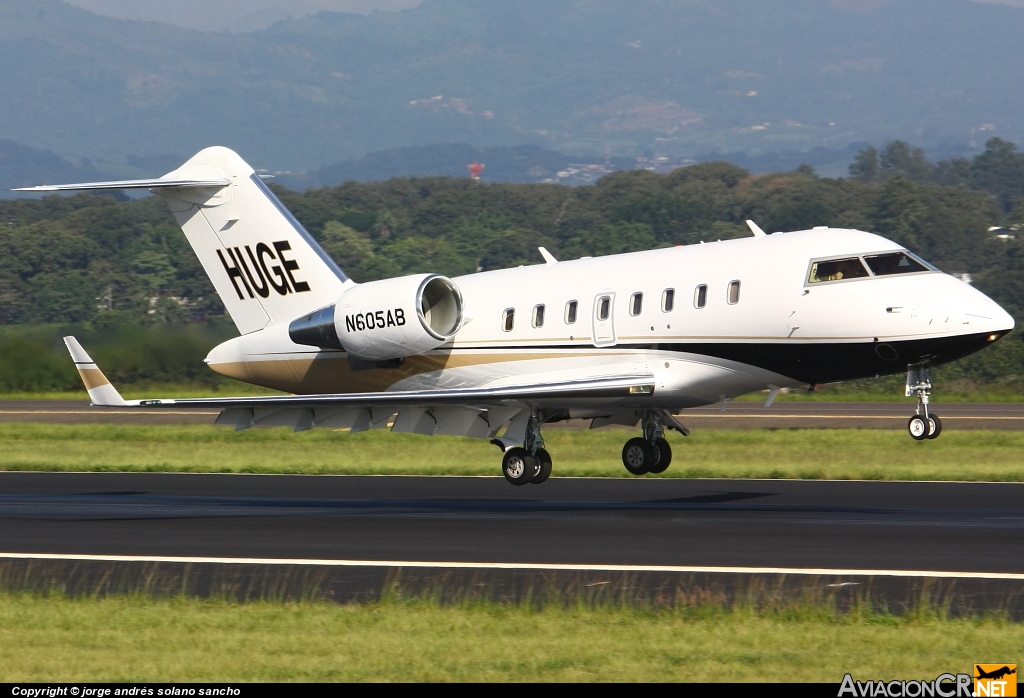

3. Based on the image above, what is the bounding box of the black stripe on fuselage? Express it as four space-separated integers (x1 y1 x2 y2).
447 331 1006 384
656 331 1003 383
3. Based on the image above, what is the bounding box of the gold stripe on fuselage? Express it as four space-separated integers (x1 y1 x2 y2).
209 349 633 394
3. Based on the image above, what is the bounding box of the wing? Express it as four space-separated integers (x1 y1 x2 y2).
64 336 656 440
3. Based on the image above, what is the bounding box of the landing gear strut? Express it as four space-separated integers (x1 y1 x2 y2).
906 364 941 440
496 409 552 485
621 410 685 476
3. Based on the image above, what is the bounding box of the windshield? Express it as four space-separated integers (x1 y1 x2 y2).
863 252 931 276
808 257 870 283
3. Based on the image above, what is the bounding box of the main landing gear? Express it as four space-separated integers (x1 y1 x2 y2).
906 364 942 441
496 410 552 486
495 409 688 485
621 411 686 476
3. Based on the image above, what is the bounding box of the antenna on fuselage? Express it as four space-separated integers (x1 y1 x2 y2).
745 220 767 238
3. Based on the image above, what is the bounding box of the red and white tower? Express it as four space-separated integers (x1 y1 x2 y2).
467 162 485 181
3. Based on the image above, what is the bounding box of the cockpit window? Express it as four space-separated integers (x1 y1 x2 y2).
863 252 930 276
807 257 870 284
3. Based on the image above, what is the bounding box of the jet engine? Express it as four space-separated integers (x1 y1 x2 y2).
288 273 464 361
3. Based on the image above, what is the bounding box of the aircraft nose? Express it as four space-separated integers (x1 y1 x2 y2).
965 284 1015 336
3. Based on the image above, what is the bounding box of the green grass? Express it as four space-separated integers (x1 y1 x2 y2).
0 594 1019 681
0 424 1022 481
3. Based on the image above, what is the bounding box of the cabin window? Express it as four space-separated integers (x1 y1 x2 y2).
597 296 611 321
863 252 930 276
728 280 741 305
808 257 870 283
501 308 515 332
694 284 707 309
565 300 578 324
532 304 545 328
629 292 643 316
662 288 675 312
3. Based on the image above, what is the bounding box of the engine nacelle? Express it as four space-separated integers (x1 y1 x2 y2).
288 273 464 361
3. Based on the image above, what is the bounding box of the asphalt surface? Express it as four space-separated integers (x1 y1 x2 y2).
2 473 1022 574
2 399 1022 429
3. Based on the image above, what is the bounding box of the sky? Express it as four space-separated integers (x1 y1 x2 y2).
63 0 423 33
61 0 1024 33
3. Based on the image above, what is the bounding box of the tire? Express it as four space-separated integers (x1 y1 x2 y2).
530 448 553 484
907 415 929 441
647 438 673 474
622 437 656 475
926 414 942 439
502 447 536 486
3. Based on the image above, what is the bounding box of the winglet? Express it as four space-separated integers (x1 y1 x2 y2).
746 220 767 238
63 337 127 406
538 247 558 265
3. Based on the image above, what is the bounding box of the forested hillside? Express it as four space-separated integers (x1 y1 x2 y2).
4 0 1024 168
1 138 1022 391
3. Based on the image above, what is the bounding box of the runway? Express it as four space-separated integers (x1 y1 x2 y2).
1 399 1022 429
2 473 1022 573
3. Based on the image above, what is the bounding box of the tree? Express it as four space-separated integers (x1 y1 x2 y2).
320 220 379 281
849 146 879 183
879 141 932 182
970 138 1024 212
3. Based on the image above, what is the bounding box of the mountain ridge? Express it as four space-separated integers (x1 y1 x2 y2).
1 0 1022 170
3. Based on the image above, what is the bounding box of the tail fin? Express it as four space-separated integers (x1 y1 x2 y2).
64 337 126 407
18 147 351 335
160 147 350 333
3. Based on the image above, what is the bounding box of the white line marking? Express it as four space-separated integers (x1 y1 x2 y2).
0 552 1021 580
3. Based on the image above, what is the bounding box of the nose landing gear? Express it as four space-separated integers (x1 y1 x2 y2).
906 364 941 440
620 410 686 475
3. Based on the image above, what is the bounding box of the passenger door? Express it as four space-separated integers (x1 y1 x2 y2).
592 293 616 347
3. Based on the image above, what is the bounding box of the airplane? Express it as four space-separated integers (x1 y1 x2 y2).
975 666 1016 681
16 146 1015 485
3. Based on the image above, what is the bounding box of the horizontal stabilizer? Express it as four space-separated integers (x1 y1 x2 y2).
13 177 230 193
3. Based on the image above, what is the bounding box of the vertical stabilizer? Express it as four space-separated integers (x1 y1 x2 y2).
14 147 352 335
157 147 351 334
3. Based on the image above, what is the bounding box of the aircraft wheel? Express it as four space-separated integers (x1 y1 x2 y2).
502 447 536 486
647 438 672 474
926 414 942 439
530 448 553 484
907 415 929 441
622 437 656 475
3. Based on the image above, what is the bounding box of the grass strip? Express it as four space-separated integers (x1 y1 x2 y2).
0 424 1022 481
0 594 1019 682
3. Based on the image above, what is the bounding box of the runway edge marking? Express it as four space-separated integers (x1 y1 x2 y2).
1 553 1022 580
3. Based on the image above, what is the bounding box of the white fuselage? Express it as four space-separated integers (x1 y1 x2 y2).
205 227 1014 410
